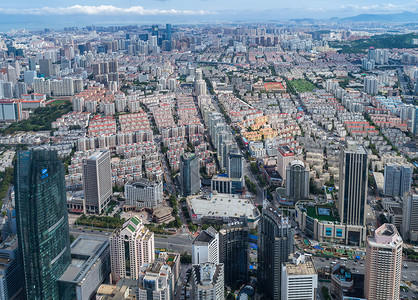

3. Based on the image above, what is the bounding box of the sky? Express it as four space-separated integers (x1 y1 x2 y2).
0 0 418 30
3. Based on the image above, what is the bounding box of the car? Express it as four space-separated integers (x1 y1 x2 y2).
403 275 407 279
412 273 416 276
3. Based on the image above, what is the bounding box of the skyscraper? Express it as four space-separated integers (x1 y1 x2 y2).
219 222 249 288
365 223 403 300
82 150 112 214
39 58 53 78
227 148 244 191
180 153 200 197
384 163 412 197
401 193 418 242
277 146 295 181
258 204 294 300
364 76 378 95
285 160 309 201
15 150 71 299
192 227 219 265
191 263 224 300
110 216 154 283
338 141 368 226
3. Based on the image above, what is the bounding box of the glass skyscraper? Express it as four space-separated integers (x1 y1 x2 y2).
15 150 71 299
180 153 200 197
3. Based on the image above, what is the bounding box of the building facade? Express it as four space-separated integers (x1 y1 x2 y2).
338 142 368 229
125 179 163 209
180 153 200 197
219 222 249 288
192 227 219 265
137 261 173 300
191 263 224 300
402 194 418 242
15 150 71 299
285 160 309 201
82 150 112 214
258 204 294 300
110 216 154 283
384 163 412 197
365 223 403 300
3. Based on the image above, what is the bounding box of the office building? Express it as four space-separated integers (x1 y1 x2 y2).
365 223 403 300
331 262 365 300
58 236 111 300
219 221 249 288
0 99 22 121
15 150 71 299
125 179 164 209
82 150 112 214
285 160 309 200
281 252 318 300
191 263 224 300
180 153 200 197
137 261 173 300
277 146 295 181
192 227 219 265
401 193 418 242
338 142 368 227
258 203 294 300
24 70 37 84
364 76 378 95
110 216 154 283
0 235 25 300
39 58 53 78
227 148 244 189
384 163 412 197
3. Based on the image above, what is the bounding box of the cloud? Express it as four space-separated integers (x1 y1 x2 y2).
0 5 214 16
340 2 418 13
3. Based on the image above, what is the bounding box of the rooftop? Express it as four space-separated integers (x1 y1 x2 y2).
285 257 317 276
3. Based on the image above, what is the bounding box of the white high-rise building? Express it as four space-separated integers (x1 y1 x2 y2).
124 179 163 209
73 97 84 112
137 261 173 300
82 150 112 214
192 227 219 265
365 223 403 300
402 194 418 242
281 252 318 300
364 76 378 95
110 216 154 283
191 263 224 300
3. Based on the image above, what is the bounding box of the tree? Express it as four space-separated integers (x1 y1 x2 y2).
180 251 192 264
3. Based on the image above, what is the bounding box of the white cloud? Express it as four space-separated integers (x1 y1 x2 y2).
340 2 418 13
0 5 214 16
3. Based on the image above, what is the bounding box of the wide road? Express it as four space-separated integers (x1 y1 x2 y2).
69 228 192 254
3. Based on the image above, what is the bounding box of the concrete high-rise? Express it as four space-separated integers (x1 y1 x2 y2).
15 150 71 299
338 141 368 226
180 153 200 197
277 146 295 181
365 223 403 300
137 261 173 300
39 58 53 78
285 160 309 200
281 252 318 300
191 262 224 300
192 227 219 265
110 216 154 283
401 193 418 242
219 222 249 288
364 76 378 95
124 179 164 209
258 204 294 300
82 150 112 214
227 148 244 191
384 163 412 197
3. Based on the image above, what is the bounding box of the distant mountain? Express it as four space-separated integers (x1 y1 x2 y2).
340 11 418 23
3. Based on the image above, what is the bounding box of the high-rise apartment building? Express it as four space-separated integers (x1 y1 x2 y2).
192 227 219 265
365 223 403 300
338 141 368 226
285 160 309 200
180 153 200 197
219 222 249 287
82 150 112 214
401 193 418 242
277 146 295 181
137 261 173 300
15 150 71 299
258 204 294 300
384 163 412 197
191 263 224 300
110 216 154 283
39 58 53 78
281 252 318 300
364 76 378 95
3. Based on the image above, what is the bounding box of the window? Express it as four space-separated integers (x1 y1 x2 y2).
326 228 332 236
336 229 343 237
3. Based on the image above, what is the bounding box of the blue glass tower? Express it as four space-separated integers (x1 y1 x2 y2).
15 150 71 299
